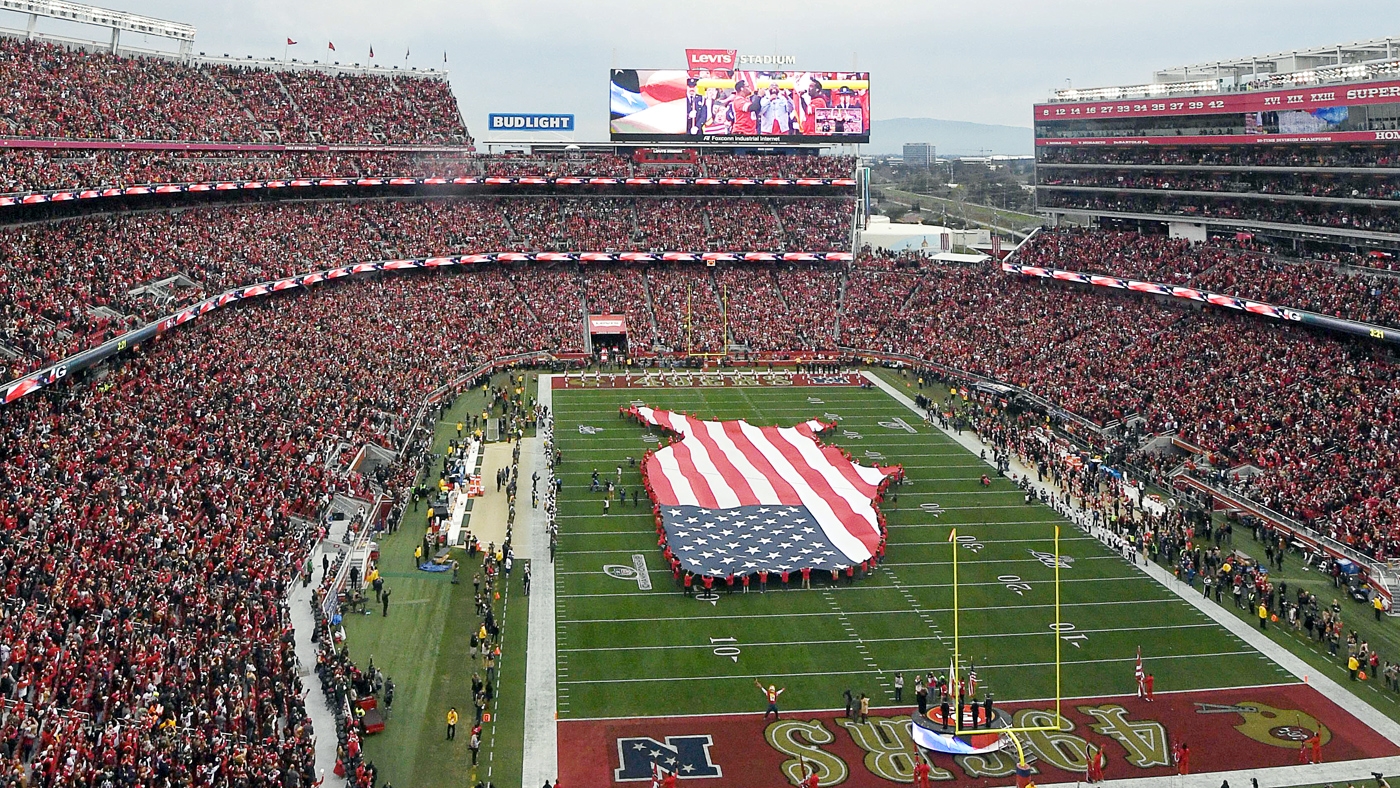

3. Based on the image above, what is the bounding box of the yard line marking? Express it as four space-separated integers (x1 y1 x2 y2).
558 650 1261 685
819 590 893 697
557 623 1221 653
556 574 1154 597
560 598 1176 624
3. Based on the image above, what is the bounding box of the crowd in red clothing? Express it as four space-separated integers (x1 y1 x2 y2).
1039 169 1400 200
0 149 860 195
1016 228 1400 329
0 39 466 145
841 250 1400 559
702 154 854 179
0 267 592 788
0 232 1396 788
0 197 854 380
1039 190 1400 234
0 149 479 193
1038 143 1400 169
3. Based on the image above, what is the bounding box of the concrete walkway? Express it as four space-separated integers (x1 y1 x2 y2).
522 374 559 788
863 370 1400 786
288 538 348 787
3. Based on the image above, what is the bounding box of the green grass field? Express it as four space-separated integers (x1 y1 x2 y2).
551 381 1292 720
340 376 532 788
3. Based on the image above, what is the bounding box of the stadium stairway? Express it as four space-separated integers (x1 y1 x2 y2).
865 370 1400 787
289 538 352 786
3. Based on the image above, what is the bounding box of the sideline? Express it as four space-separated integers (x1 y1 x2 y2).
288 539 348 786
864 370 1400 784
521 374 559 787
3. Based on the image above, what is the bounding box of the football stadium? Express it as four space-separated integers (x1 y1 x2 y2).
0 3 1398 787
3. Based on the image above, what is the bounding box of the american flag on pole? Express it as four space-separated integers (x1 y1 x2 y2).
627 406 900 577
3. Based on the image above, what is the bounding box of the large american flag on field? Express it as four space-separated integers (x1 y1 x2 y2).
626 406 900 578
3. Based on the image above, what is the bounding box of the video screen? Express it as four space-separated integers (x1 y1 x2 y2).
1244 106 1350 135
610 69 870 143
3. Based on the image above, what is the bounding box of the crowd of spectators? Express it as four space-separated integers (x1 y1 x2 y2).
0 149 863 195
0 38 466 145
0 197 853 379
1039 190 1400 234
1039 170 1400 201
581 265 656 348
701 154 855 179
0 149 478 194
719 264 841 351
842 251 1400 558
0 266 592 787
646 264 727 351
483 153 632 178
1038 143 1400 169
1014 228 1400 329
5 195 1400 563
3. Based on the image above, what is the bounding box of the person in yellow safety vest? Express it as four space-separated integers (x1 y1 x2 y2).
446 707 459 739
1375 594 1386 621
414 545 423 569
1349 653 1360 681
1258 603 1268 629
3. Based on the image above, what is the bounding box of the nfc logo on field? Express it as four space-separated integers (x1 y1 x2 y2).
615 735 723 781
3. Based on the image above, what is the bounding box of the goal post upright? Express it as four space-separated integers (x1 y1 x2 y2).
947 522 1067 736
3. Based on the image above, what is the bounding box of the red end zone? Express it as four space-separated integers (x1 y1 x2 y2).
559 684 1399 786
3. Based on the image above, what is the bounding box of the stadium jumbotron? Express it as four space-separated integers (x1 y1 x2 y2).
0 2 1397 787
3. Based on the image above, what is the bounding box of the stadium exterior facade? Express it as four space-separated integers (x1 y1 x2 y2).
1033 37 1400 254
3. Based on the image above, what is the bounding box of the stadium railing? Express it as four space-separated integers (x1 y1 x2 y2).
1002 260 1400 346
1174 472 1397 611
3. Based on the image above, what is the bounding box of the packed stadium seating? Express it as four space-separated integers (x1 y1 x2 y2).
0 38 466 144
0 149 479 193
1038 191 1400 234
6 203 1400 788
0 197 854 379
1014 228 1400 328
0 150 858 195
5 33 1400 782
1037 143 1400 169
1038 170 1400 200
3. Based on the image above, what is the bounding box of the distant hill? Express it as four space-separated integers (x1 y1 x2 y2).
870 117 1033 157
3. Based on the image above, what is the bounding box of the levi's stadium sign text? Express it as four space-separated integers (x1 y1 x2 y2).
487 113 575 132
686 49 736 70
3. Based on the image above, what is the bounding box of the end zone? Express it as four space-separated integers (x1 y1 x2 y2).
559 683 1399 786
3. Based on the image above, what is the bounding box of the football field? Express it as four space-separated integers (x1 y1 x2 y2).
551 378 1288 721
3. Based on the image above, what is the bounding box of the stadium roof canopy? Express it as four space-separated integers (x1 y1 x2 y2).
1047 35 1400 104
1154 36 1399 82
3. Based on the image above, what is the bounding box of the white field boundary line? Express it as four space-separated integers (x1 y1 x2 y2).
558 623 1221 653
520 374 558 788
558 649 1261 685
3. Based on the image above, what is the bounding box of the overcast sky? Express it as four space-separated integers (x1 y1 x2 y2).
11 1 1396 139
